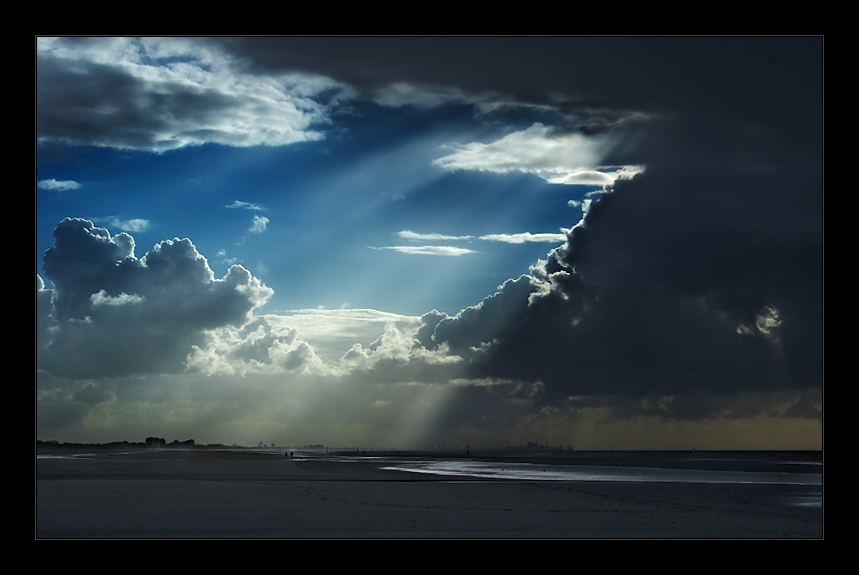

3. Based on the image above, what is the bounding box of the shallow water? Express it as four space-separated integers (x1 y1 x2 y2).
382 459 822 486
382 458 824 511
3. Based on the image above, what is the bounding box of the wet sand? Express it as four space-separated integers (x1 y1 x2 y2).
35 449 823 539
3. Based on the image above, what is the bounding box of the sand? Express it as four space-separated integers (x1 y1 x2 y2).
35 449 823 539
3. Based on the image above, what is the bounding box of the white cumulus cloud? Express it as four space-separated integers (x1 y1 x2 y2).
250 215 270 234
37 218 273 379
398 230 473 241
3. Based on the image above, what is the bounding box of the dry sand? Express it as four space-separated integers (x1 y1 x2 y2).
36 449 823 539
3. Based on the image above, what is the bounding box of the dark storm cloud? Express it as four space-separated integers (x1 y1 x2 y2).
211 37 820 122
36 50 151 148
38 218 273 379
783 390 823 420
363 37 823 411
38 37 821 160
420 159 822 403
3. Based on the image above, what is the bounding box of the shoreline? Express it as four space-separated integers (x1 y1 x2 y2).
37 444 823 474
36 448 823 539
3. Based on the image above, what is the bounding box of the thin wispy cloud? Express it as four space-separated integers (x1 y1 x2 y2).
478 232 567 244
217 249 239 266
398 230 567 245
371 245 475 256
374 82 476 109
374 81 523 116
398 230 474 241
226 200 268 211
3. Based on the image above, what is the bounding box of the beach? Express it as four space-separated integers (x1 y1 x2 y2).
36 449 823 539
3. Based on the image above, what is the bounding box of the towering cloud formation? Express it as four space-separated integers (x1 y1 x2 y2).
38 218 273 379
418 159 822 416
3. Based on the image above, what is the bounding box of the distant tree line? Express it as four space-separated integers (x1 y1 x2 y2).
37 437 198 453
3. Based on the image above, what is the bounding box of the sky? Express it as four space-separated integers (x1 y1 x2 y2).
36 37 823 450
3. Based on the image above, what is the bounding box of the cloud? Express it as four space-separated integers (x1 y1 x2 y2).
397 230 567 247
38 218 273 379
372 80 553 120
38 178 81 191
96 217 150 233
90 289 145 307
185 316 333 377
373 81 479 109
226 200 267 211
478 232 567 244
36 37 347 152
416 161 822 413
184 308 462 385
433 123 642 186
371 245 475 256
338 321 462 374
397 230 473 241
545 166 645 186
249 215 269 234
